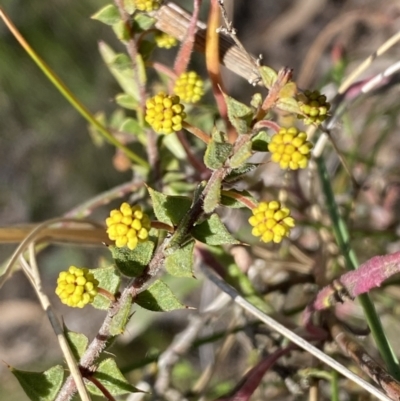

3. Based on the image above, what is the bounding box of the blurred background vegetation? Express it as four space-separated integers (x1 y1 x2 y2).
1 0 400 400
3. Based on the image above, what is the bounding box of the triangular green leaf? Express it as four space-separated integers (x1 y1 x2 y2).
259 66 278 90
110 294 133 336
135 280 186 311
221 190 257 209
133 13 156 31
192 214 239 246
251 130 270 152
87 358 141 396
64 328 89 360
99 42 139 100
165 240 195 277
123 0 136 14
223 93 253 135
11 365 64 401
91 4 120 26
111 241 155 277
115 93 139 110
112 20 130 41
250 93 263 109
204 129 232 170
203 175 222 214
276 97 301 114
92 266 121 310
224 163 259 183
148 187 192 226
228 137 252 168
279 81 297 98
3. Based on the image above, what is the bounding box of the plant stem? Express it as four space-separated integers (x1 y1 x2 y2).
316 157 400 380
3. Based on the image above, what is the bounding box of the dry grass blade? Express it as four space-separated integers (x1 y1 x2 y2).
17 244 91 401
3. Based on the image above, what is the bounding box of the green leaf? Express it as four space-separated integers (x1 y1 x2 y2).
123 0 136 14
112 20 130 42
221 190 256 208
112 53 132 71
87 358 141 396
92 266 121 310
250 93 263 109
228 137 252 168
110 294 133 336
111 242 155 277
133 13 156 31
119 117 142 135
99 42 139 100
276 97 301 114
223 93 253 135
192 214 239 246
203 175 222 214
279 81 297 98
259 66 278 90
11 365 64 401
251 130 270 152
64 328 89 360
138 40 156 61
204 132 233 170
165 240 195 277
136 280 186 311
115 93 139 110
91 4 120 26
224 163 259 183
148 187 192 226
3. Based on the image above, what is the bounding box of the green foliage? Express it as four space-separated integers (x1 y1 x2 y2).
165 239 195 277
111 242 155 277
64 328 89 360
91 4 120 26
86 358 141 396
110 294 133 335
192 214 239 246
92 266 121 309
204 129 233 170
148 187 192 226
136 280 186 311
258 66 278 89
251 130 270 152
223 92 254 135
10 365 64 401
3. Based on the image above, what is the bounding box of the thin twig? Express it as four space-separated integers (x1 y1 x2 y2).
20 245 91 401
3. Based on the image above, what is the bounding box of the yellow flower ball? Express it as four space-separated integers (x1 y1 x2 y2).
268 127 313 170
55 266 99 308
134 0 162 12
173 71 204 104
248 201 295 244
106 202 151 250
145 92 186 134
155 32 178 49
297 89 330 125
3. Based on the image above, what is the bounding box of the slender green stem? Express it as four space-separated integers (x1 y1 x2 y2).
316 157 400 379
331 370 339 401
0 7 149 169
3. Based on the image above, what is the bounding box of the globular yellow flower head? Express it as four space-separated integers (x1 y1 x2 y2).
173 71 204 104
248 201 295 244
134 0 162 12
106 202 151 250
298 89 330 125
55 266 99 308
155 32 178 49
268 127 313 170
145 92 186 134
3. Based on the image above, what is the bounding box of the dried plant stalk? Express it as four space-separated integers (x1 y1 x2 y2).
154 2 259 84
